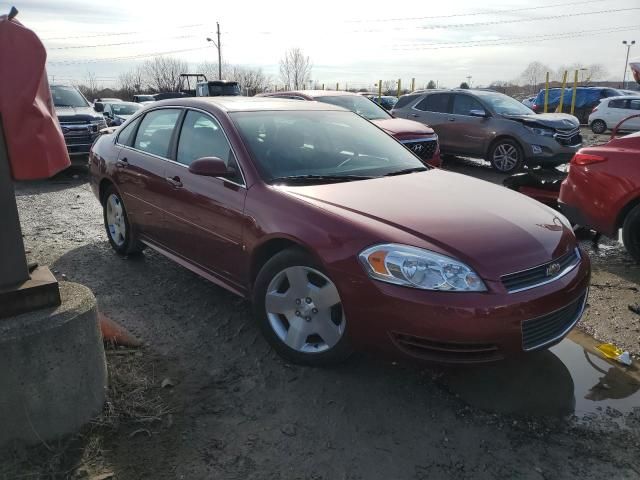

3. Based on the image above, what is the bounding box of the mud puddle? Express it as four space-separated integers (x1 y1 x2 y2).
439 330 640 421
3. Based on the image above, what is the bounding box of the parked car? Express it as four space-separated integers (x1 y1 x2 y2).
531 87 623 124
588 96 640 133
133 94 155 103
195 80 241 97
522 96 536 109
392 89 581 173
50 84 107 164
101 101 143 127
89 97 589 366
93 97 122 104
365 95 399 111
258 90 441 167
559 126 640 262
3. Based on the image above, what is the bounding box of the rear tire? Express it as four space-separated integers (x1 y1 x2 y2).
488 139 523 173
622 204 640 262
102 185 145 256
591 120 607 134
253 248 353 366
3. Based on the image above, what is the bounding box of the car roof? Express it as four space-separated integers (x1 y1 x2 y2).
270 90 359 98
604 95 640 101
152 96 348 112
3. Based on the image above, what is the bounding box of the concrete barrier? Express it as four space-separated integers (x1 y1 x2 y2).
0 282 107 447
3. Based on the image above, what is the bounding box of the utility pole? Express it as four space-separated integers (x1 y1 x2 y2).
466 75 472 87
622 40 636 89
206 22 222 80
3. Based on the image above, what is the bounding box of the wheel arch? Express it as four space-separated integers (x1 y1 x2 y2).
98 178 116 205
617 195 640 230
486 135 526 160
249 236 318 287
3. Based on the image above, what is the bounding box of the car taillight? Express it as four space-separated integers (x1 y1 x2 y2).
592 106 598 113
571 153 607 166
532 104 538 111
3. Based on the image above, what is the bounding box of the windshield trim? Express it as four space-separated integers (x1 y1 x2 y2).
314 95 392 121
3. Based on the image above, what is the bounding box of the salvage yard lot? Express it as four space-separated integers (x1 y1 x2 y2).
4 129 640 479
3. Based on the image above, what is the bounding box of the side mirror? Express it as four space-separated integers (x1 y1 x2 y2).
188 156 233 178
469 109 487 118
94 102 104 112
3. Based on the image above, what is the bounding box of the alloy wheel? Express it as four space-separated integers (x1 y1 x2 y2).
265 266 345 353
106 193 126 247
492 143 520 172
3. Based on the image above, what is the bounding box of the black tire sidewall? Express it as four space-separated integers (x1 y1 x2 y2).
102 186 139 255
489 139 523 173
252 248 353 366
591 120 606 134
622 205 640 262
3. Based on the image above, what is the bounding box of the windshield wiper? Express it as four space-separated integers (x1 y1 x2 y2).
383 167 428 177
269 174 374 184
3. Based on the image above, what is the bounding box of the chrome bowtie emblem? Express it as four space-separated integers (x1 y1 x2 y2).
546 262 561 277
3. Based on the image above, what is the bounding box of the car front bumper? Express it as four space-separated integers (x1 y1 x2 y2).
334 251 590 364
523 136 581 166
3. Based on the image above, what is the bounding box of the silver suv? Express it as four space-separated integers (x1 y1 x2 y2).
391 89 581 173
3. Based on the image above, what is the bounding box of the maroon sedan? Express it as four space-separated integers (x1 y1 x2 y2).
258 90 442 167
90 97 590 366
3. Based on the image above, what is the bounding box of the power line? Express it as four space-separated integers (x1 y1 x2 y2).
348 0 606 23
47 34 198 50
393 25 638 50
42 24 205 41
48 45 210 65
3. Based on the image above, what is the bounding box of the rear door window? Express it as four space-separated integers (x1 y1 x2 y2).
134 109 181 158
608 99 628 109
452 94 484 115
629 99 640 110
116 117 141 146
414 93 450 113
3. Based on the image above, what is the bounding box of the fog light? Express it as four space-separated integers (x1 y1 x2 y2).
532 145 543 155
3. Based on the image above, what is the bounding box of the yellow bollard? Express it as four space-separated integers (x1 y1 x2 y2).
322 83 325 90
558 70 567 113
411 77 415 92
570 70 578 116
336 82 339 91
543 72 549 113
378 80 382 103
397 78 401 98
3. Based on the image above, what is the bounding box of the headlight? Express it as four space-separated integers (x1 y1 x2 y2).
91 118 107 130
359 244 486 292
524 125 555 137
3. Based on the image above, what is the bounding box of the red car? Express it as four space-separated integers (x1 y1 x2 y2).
559 129 640 261
258 90 442 167
90 97 589 366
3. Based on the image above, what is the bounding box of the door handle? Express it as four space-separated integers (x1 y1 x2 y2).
411 113 419 118
116 157 128 168
166 176 183 188
448 118 455 122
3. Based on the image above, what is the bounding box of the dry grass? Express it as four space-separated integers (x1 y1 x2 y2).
0 348 173 479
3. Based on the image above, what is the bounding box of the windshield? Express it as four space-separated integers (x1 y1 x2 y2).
209 84 241 96
231 110 426 184
111 103 142 116
51 86 89 108
315 95 391 120
475 91 533 115
136 95 154 102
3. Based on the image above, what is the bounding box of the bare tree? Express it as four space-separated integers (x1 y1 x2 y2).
381 80 396 95
118 67 147 100
141 57 188 92
76 71 101 101
519 61 551 94
226 66 271 96
426 80 436 89
279 48 312 90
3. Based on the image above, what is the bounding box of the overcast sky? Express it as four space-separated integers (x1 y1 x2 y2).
6 0 640 89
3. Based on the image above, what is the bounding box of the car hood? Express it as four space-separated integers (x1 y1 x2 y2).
503 112 580 130
280 170 575 280
55 106 103 123
371 117 435 138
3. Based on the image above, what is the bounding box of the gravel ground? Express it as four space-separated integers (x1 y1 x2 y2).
2 126 640 479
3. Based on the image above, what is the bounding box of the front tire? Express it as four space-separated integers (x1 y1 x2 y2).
253 248 353 366
489 139 523 173
591 119 607 134
102 185 144 255
622 204 640 262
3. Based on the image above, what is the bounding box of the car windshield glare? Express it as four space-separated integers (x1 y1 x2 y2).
231 110 427 183
111 103 142 115
51 86 89 108
315 95 390 120
476 92 534 116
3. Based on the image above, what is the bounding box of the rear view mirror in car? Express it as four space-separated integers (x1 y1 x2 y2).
188 156 232 178
470 109 487 118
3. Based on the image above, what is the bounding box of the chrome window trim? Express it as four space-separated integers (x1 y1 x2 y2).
116 105 247 189
521 289 588 352
400 136 438 144
504 248 581 294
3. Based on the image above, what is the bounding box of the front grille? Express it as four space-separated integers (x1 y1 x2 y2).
522 291 587 351
402 139 437 160
501 248 581 293
555 127 581 146
391 332 503 363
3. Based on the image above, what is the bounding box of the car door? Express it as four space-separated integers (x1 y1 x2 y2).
114 108 181 243
626 99 640 130
161 109 248 286
606 99 628 127
447 93 490 155
409 93 453 150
